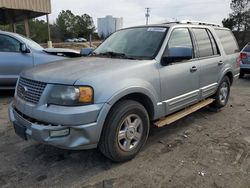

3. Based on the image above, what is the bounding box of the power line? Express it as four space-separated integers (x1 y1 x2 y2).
145 8 150 25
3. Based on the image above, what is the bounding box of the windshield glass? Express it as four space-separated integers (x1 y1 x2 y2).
94 27 168 59
18 35 44 51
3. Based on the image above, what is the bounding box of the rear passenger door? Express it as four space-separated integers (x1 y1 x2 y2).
191 28 223 99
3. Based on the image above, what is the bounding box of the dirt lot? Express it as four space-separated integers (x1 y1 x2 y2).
0 77 250 188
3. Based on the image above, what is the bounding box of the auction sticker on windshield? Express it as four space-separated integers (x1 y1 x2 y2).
147 27 167 32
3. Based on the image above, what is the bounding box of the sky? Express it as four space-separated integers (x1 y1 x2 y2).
48 0 232 28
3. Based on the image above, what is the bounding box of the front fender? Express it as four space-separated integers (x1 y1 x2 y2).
106 81 163 119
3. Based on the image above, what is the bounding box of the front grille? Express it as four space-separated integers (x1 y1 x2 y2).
17 77 47 104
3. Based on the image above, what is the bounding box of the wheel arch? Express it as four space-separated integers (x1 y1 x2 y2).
220 69 234 85
224 71 234 85
107 88 159 121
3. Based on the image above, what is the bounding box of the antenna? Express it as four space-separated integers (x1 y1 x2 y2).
145 8 150 25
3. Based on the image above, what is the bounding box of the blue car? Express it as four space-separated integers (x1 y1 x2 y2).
239 43 250 78
0 31 81 89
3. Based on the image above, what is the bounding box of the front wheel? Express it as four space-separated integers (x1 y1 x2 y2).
98 100 150 162
211 76 231 109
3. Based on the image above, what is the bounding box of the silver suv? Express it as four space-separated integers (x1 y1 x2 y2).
9 22 240 162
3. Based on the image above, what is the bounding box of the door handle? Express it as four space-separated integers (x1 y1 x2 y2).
218 61 224 66
190 66 198 72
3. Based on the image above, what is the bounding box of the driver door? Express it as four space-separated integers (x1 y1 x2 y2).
0 34 33 87
159 28 200 115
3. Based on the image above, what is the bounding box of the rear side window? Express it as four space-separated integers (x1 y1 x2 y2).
215 29 239 55
192 28 213 58
243 45 250 52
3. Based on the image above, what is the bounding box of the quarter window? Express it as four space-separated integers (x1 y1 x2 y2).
192 28 213 58
215 29 239 55
0 35 20 53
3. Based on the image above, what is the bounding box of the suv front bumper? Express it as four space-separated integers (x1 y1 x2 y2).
8 102 111 150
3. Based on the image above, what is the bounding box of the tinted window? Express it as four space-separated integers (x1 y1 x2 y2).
0 35 20 52
243 45 250 52
207 30 220 55
163 28 193 62
215 29 239 55
193 28 213 57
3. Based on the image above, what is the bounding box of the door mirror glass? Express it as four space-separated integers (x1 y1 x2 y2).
20 43 30 53
161 47 193 65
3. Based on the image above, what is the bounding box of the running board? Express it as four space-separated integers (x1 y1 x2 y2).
155 98 215 128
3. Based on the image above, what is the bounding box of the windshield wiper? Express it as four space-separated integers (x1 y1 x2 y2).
94 51 136 60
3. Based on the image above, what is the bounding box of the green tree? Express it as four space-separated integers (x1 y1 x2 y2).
0 19 48 43
222 0 250 48
56 10 96 41
56 10 77 39
75 14 95 38
29 19 48 43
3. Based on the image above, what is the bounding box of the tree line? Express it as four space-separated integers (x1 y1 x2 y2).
222 0 250 49
0 10 98 43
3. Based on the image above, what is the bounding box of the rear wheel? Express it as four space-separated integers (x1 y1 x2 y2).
212 76 231 109
99 100 150 162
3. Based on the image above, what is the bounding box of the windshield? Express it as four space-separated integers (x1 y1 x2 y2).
94 27 168 59
18 35 44 51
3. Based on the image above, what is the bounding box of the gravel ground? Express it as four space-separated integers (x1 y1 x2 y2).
0 77 250 188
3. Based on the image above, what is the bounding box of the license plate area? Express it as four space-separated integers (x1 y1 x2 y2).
14 122 27 140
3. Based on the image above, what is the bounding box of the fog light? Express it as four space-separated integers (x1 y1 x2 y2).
50 129 70 137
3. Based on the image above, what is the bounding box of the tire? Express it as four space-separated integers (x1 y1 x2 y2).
239 71 244 79
98 100 150 162
211 76 231 109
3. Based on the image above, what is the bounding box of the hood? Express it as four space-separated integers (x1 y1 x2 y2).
21 57 145 85
43 48 81 57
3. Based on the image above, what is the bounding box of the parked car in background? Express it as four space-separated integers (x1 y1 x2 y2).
65 38 74 42
65 38 87 43
72 38 79 42
78 38 87 42
239 43 250 78
9 22 239 162
0 31 81 89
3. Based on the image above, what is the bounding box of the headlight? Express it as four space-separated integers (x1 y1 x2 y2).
48 85 93 106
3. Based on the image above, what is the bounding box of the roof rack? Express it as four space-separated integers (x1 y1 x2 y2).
163 20 221 27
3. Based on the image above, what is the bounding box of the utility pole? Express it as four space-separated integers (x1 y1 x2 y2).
145 8 150 25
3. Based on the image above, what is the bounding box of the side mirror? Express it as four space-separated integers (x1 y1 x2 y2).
20 43 30 53
80 48 94 56
161 47 192 66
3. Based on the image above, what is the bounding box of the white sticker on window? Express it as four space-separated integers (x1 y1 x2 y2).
147 27 167 32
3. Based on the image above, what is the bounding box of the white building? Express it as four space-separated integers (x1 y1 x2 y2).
97 15 123 39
